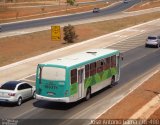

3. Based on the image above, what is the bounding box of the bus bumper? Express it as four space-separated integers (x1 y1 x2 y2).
36 94 70 103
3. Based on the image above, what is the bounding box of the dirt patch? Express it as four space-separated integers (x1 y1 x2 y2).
149 107 160 119
97 71 160 120
0 12 160 67
127 0 160 12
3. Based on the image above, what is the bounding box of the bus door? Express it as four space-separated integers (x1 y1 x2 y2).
78 67 84 99
117 54 121 80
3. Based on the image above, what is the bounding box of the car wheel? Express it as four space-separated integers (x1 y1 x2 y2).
17 97 22 106
85 88 91 101
157 44 160 48
32 91 36 99
145 44 148 48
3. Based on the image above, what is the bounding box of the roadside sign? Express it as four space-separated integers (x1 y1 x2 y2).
51 25 61 41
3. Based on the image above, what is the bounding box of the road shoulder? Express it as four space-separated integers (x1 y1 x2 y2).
96 70 160 122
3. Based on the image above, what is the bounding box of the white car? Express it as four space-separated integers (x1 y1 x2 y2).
123 0 128 3
0 81 36 106
93 8 100 13
145 35 160 48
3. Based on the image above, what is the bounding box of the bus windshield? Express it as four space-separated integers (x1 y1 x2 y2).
38 66 65 81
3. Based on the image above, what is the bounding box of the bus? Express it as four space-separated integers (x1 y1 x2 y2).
36 48 121 103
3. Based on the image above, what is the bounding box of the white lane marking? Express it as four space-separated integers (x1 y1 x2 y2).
19 74 36 85
20 73 36 80
13 105 38 119
22 79 35 83
114 35 127 38
124 6 160 14
95 67 160 120
125 29 146 32
140 30 145 33
122 47 160 68
141 2 150 7
104 31 147 49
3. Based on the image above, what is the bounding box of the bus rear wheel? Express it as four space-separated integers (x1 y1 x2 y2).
85 88 91 101
110 76 115 88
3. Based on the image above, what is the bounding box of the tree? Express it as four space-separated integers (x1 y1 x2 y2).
66 0 76 12
63 24 78 43
67 0 75 6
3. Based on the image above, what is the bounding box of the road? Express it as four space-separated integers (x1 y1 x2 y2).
0 27 159 125
1 0 141 32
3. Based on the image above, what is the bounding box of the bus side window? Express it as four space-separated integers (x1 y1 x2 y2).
97 60 104 73
111 55 116 67
90 62 96 76
71 69 77 84
85 64 90 78
104 57 110 70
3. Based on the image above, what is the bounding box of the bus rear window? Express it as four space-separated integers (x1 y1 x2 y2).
41 67 65 81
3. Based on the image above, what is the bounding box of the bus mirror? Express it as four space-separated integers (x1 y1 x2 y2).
121 56 124 61
120 53 124 61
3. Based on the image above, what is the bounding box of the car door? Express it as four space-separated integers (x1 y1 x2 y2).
23 83 32 98
17 84 26 99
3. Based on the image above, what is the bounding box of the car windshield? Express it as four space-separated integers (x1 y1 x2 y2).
148 36 157 40
0 81 19 90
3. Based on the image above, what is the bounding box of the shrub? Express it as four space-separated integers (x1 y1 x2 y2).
63 24 78 43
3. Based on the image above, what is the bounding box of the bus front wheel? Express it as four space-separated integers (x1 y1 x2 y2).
85 88 91 101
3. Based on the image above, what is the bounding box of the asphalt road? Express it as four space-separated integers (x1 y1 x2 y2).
0 29 159 125
1 0 141 32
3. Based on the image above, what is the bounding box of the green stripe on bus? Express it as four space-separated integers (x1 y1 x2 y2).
111 67 117 75
70 82 78 95
84 67 117 89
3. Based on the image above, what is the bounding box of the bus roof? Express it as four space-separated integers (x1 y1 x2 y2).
40 49 119 68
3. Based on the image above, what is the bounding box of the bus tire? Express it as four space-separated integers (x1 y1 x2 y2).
110 76 115 88
85 87 91 101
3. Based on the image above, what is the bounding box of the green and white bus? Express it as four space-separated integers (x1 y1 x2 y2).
36 49 121 103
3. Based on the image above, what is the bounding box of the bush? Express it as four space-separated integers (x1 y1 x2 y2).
63 24 78 43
